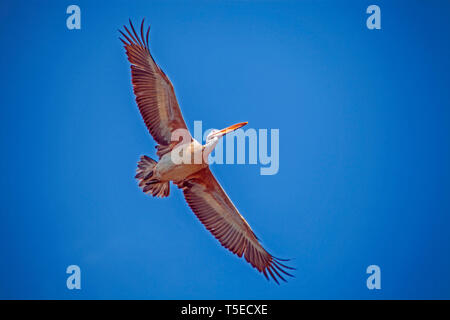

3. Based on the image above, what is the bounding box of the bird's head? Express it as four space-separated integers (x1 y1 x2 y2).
204 122 248 158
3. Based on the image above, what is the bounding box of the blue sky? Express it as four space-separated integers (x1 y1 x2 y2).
1 0 449 299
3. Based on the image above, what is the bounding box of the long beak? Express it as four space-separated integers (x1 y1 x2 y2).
211 121 248 138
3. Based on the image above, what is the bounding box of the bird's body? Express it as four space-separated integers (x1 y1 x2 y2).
154 140 206 182
120 19 293 283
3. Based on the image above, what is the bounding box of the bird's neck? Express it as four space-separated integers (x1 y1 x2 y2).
203 138 220 159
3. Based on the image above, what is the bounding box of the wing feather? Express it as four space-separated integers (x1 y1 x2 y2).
177 167 294 283
120 19 190 156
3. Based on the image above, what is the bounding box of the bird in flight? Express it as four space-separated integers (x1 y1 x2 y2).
119 19 293 283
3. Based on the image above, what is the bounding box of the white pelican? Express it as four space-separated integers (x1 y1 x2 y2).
120 19 293 283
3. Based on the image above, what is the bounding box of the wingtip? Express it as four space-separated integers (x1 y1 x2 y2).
261 254 295 284
119 18 152 50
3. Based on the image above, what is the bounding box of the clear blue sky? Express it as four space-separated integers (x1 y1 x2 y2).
1 0 450 299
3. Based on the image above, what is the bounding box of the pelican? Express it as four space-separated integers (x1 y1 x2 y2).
119 19 293 283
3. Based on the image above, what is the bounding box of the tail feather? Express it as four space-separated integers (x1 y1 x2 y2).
135 155 170 198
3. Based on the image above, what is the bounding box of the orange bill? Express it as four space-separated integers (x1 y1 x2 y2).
212 122 248 137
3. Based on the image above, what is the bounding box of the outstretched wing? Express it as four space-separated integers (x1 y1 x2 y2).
177 167 294 284
120 19 190 157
